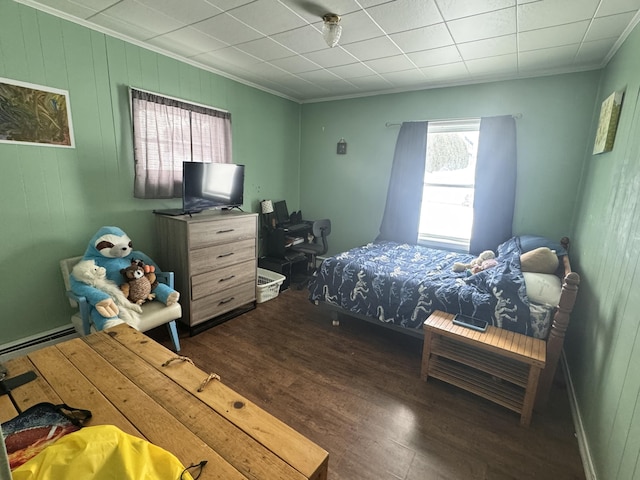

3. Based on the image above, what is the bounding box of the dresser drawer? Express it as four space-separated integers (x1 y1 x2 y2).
191 259 256 301
190 238 255 276
190 216 256 249
191 281 256 326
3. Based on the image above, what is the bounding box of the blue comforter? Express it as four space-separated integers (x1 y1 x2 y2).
308 237 533 336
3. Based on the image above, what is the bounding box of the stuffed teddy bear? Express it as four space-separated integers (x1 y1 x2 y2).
452 250 496 273
120 259 158 305
69 226 180 331
71 259 142 326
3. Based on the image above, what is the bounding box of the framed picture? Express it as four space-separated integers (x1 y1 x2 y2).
593 90 623 155
0 77 75 148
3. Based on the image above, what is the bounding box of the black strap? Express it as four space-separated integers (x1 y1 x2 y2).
0 371 37 396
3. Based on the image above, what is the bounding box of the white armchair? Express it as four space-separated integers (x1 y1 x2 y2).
60 256 182 351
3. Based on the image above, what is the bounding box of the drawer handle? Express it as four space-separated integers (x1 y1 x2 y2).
219 275 236 282
219 297 235 305
217 252 234 258
217 229 235 234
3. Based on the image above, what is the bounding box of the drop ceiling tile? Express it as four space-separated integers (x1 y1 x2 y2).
297 69 343 83
320 79 363 96
382 68 428 86
407 45 462 67
585 12 637 42
269 55 321 74
519 21 589 51
208 0 264 12
195 45 262 68
518 0 600 30
346 74 393 91
389 23 454 53
228 0 307 35
343 36 403 61
575 38 617 64
365 54 418 73
96 0 185 37
337 10 387 44
90 12 159 40
435 0 515 21
457 34 516 60
149 27 228 57
328 62 377 78
278 0 362 23
304 47 359 68
192 12 263 44
448 7 516 43
465 53 517 76
135 0 222 24
518 44 580 71
420 61 470 81
596 0 640 16
235 37 295 61
367 0 443 34
271 25 328 54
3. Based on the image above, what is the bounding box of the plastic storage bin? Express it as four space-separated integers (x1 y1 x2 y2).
256 268 286 303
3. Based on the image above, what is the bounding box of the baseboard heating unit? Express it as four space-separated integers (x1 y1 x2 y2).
0 325 78 361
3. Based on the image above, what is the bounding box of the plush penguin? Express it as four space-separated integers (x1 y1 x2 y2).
69 226 179 331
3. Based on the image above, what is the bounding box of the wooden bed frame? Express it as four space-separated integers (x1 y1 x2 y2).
314 237 580 409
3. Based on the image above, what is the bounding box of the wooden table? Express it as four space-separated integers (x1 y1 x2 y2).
1 324 328 479
421 311 546 427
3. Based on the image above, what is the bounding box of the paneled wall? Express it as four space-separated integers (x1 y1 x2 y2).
0 0 300 343
570 23 640 480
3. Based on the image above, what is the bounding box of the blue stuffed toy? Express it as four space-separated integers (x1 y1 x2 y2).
70 226 180 331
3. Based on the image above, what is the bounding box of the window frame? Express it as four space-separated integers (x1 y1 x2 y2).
418 118 480 252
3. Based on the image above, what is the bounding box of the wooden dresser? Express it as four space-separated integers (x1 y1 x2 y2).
155 211 258 334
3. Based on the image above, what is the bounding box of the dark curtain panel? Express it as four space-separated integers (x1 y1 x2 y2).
469 115 517 255
376 121 428 244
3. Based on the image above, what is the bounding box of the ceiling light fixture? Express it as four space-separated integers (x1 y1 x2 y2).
322 13 342 48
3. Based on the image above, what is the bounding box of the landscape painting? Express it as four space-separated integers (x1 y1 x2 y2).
0 77 74 147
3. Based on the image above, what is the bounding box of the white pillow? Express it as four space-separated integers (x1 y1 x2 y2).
523 272 562 306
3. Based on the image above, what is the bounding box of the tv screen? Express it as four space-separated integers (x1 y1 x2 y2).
183 162 245 213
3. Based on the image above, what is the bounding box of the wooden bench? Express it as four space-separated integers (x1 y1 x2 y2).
421 310 546 427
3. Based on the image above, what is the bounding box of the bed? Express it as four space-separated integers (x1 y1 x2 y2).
308 235 580 407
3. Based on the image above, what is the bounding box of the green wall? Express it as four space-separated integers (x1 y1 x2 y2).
299 72 600 255
569 22 640 480
0 0 300 344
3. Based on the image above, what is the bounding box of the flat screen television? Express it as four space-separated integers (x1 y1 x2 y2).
182 162 245 213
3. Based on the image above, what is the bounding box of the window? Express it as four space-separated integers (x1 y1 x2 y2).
418 119 480 250
130 88 232 199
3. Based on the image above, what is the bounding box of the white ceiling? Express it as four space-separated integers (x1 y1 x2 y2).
17 0 640 103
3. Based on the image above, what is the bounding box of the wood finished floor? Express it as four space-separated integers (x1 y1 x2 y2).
148 288 586 480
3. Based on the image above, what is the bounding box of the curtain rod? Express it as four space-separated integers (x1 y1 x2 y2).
385 113 522 127
128 86 229 113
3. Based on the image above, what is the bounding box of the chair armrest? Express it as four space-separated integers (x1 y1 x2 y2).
155 271 175 289
66 290 92 335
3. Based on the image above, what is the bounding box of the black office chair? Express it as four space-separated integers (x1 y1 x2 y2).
291 219 331 273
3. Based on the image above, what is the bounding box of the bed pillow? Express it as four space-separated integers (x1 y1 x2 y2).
523 272 562 306
521 247 559 274
519 235 568 256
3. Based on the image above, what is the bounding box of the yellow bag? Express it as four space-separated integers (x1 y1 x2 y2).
12 424 196 480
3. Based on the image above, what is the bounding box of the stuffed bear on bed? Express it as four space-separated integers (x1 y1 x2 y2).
69 226 179 331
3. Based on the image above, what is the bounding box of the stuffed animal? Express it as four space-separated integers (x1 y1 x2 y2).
71 259 142 326
470 257 498 274
69 226 180 331
120 259 158 305
452 250 496 273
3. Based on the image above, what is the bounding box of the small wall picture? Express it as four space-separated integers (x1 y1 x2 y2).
0 77 75 148
593 90 623 155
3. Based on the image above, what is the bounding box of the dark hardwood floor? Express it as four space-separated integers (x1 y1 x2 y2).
148 288 585 480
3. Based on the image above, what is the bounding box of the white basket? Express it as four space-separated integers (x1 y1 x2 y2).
256 268 286 303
